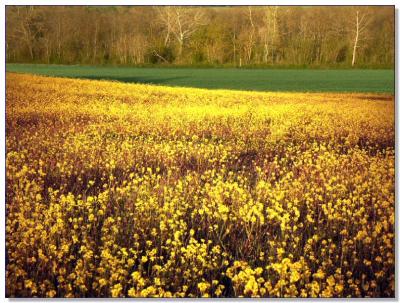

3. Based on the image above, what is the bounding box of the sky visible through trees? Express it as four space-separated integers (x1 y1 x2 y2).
6 6 394 68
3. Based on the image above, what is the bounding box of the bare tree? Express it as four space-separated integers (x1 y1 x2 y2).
156 7 173 46
157 6 208 59
351 9 370 66
5 6 394 67
10 6 45 60
244 6 256 63
260 6 278 64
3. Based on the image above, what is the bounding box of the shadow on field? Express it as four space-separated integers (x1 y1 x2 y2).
79 75 187 85
353 95 394 101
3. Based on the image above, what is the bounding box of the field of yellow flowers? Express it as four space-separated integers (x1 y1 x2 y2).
6 73 395 298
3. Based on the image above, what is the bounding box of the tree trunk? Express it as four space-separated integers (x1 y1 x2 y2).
93 22 98 64
264 40 269 64
247 7 255 64
232 32 236 66
28 44 34 60
57 19 62 60
352 11 359 67
178 33 184 59
271 7 277 64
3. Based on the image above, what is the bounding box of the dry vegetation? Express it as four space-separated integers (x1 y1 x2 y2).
6 73 394 297
6 6 394 67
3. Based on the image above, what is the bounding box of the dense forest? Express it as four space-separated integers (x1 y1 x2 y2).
6 6 394 68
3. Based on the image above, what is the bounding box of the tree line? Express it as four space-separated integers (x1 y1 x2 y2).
6 6 394 68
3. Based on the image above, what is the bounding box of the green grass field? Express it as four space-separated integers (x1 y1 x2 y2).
6 63 394 93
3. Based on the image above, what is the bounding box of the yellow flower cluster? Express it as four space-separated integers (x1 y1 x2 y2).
6 73 394 297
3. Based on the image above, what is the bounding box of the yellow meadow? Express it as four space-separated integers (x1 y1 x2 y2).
6 73 394 298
